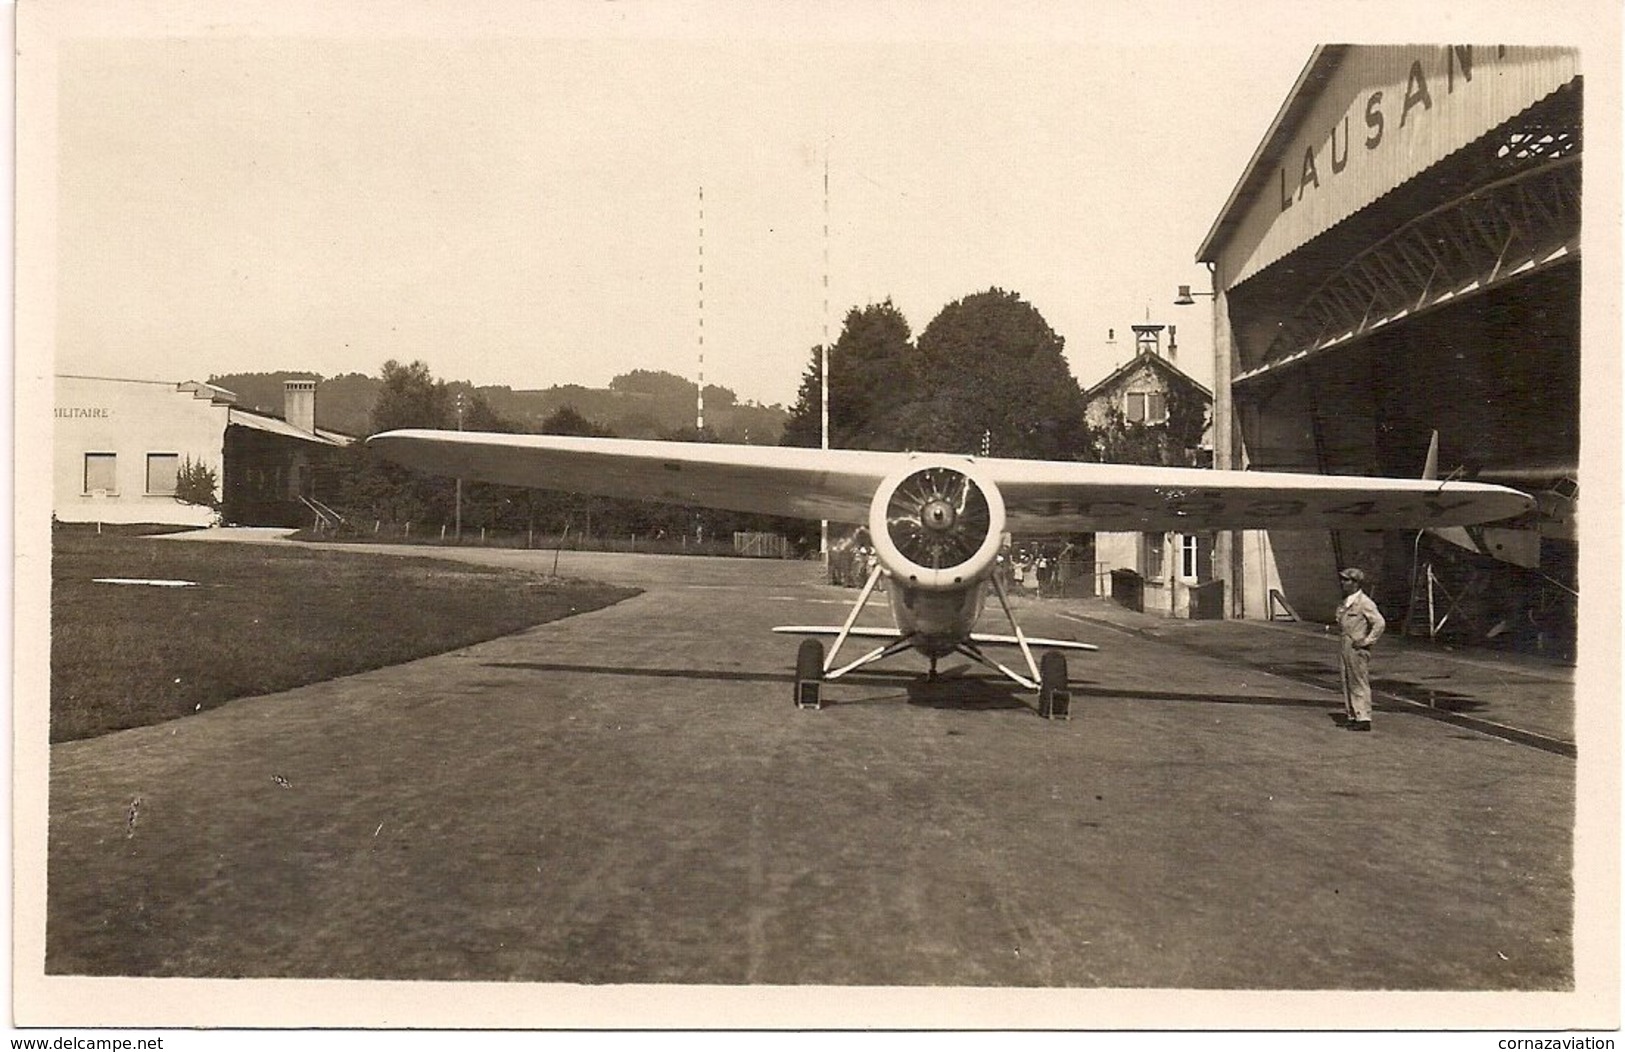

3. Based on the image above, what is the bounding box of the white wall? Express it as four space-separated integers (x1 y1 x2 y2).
1095 530 1214 617
1238 528 1287 620
1094 532 1139 597
54 376 230 526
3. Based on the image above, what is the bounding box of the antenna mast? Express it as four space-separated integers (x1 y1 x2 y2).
821 156 830 455
820 151 831 557
696 186 706 433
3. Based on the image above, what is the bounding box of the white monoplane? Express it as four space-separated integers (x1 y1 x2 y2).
368 432 1533 718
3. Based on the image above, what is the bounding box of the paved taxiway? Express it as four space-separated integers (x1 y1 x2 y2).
47 542 1576 990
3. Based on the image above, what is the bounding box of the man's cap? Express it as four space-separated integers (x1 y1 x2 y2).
1339 567 1366 585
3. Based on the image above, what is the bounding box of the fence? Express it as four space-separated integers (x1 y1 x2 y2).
300 518 801 559
733 532 792 558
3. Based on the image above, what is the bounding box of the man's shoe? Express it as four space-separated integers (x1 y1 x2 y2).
1348 720 1372 732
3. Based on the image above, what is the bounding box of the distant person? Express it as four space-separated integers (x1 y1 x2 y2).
1336 567 1386 732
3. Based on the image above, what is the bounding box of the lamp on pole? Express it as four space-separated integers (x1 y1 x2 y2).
1175 268 1236 617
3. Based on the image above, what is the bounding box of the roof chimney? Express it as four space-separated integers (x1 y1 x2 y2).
284 379 316 433
1167 324 1177 364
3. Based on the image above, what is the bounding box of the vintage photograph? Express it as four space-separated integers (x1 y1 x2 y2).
15 0 1619 1035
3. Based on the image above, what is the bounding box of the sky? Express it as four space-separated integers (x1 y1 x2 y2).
32 2 1568 409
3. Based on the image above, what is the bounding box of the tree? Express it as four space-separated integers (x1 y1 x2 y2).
540 404 614 438
701 383 737 411
331 441 431 525
607 370 736 412
1164 383 1212 467
781 300 916 449
780 352 827 449
369 359 453 434
782 291 1092 460
609 369 697 401
909 288 1090 460
336 360 459 526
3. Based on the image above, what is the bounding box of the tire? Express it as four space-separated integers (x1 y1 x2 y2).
795 639 825 709
1038 651 1070 720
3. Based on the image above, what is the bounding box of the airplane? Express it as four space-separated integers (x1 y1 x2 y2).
367 430 1535 719
1420 430 1576 569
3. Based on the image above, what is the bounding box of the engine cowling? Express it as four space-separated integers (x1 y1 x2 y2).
867 457 1006 591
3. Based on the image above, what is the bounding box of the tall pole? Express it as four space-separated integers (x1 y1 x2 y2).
697 186 706 433
454 392 465 541
821 155 830 454
820 152 830 558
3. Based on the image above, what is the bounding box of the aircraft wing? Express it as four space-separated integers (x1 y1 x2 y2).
984 458 1536 533
771 625 1100 652
367 430 1534 531
368 430 893 523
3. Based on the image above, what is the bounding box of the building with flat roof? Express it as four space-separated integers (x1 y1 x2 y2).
54 375 353 528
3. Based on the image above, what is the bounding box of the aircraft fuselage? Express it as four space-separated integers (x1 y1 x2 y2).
886 575 990 658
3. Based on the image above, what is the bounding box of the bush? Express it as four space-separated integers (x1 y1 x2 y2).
174 456 220 510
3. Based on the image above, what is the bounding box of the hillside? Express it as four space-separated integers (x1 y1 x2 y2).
208 370 788 443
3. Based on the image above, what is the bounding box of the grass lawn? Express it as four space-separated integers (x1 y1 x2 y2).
49 526 639 743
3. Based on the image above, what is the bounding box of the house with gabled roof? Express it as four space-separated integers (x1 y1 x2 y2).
1080 325 1219 618
1082 324 1212 465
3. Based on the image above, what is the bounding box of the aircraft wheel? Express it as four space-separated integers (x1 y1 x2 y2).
795 639 824 710
1038 651 1070 720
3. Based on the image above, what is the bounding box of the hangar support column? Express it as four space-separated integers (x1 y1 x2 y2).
1209 265 1242 619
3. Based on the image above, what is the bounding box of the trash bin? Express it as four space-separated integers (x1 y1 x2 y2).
1189 579 1225 620
1109 568 1144 613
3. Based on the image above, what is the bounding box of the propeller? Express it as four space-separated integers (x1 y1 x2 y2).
884 466 992 570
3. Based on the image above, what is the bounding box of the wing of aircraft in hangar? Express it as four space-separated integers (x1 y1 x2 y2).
1417 431 1575 569
368 430 1535 720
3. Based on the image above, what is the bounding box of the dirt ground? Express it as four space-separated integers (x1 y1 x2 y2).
33 545 1586 1027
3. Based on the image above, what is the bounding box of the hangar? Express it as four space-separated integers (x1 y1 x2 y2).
54 375 353 529
1195 45 1580 658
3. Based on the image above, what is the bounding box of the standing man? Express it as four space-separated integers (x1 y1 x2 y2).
1337 567 1386 732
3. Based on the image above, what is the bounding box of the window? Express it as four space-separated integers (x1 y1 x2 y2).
84 453 116 495
1125 391 1168 425
146 453 180 496
1181 534 1199 579
1142 532 1165 579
